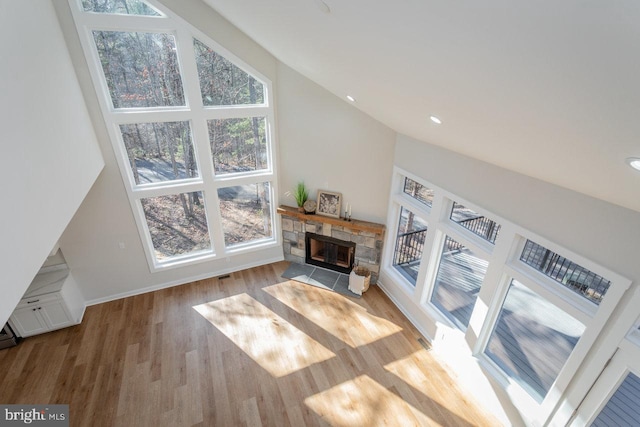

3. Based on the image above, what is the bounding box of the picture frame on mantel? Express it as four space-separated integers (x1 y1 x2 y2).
316 190 342 218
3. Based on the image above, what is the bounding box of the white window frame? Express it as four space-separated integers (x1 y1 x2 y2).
382 168 435 296
569 340 640 426
475 232 630 424
419 184 507 335
422 222 492 331
380 166 632 425
68 0 280 271
628 327 640 348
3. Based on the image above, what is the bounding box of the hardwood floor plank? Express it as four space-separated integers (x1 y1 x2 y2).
0 261 503 426
240 396 263 427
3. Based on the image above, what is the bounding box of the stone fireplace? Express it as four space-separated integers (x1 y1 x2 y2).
277 206 386 283
305 233 356 274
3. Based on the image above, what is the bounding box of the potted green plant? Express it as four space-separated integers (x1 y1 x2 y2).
294 181 308 213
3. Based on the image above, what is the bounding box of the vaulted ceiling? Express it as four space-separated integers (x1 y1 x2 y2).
203 0 640 213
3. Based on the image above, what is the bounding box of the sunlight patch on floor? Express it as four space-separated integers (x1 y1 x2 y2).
263 282 403 347
384 350 449 407
304 374 434 426
385 350 498 426
193 293 335 377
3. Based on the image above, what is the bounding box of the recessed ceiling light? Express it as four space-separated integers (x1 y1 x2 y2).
430 115 442 125
346 95 355 102
627 157 640 171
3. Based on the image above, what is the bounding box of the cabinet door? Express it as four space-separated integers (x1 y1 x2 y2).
39 301 73 330
10 307 49 337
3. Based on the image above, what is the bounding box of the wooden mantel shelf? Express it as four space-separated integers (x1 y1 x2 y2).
277 205 386 235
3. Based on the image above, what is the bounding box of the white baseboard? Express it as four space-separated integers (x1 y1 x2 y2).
85 255 284 306
376 278 435 344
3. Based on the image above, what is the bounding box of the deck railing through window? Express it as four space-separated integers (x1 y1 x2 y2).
520 240 610 304
458 216 500 244
393 228 428 266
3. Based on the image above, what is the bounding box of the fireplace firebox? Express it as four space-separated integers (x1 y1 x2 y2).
305 233 355 274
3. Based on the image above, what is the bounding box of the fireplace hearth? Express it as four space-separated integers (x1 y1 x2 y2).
305 233 355 274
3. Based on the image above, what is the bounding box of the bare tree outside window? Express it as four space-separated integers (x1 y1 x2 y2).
82 0 160 15
141 192 211 260
193 39 265 106
218 183 272 247
76 2 278 266
208 117 267 175
93 31 185 108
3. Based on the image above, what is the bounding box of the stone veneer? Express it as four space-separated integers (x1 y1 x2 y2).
278 207 385 284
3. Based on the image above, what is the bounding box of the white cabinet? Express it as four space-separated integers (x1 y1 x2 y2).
9 267 85 338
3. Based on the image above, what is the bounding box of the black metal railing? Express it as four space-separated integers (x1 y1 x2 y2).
393 228 428 266
520 240 610 304
442 235 464 253
458 215 501 244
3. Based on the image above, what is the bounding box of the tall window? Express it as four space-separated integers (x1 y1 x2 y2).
485 279 585 402
483 239 613 405
71 0 278 269
392 207 428 286
430 236 488 330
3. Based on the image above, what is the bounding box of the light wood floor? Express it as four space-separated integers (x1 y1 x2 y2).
0 262 503 426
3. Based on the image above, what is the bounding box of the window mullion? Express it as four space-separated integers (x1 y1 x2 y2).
131 181 204 199
506 263 597 322
110 109 192 124
201 106 272 120
468 224 518 353
393 193 431 221
174 28 203 111
437 221 492 260
69 0 277 269
174 28 227 254
416 192 447 303
76 14 175 33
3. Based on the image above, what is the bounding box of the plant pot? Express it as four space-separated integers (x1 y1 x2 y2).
348 266 371 295
298 206 305 213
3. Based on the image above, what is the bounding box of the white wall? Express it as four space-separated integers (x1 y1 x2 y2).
52 0 395 303
276 63 396 224
0 1 104 327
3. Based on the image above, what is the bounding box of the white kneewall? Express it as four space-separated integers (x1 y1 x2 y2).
0 0 104 327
